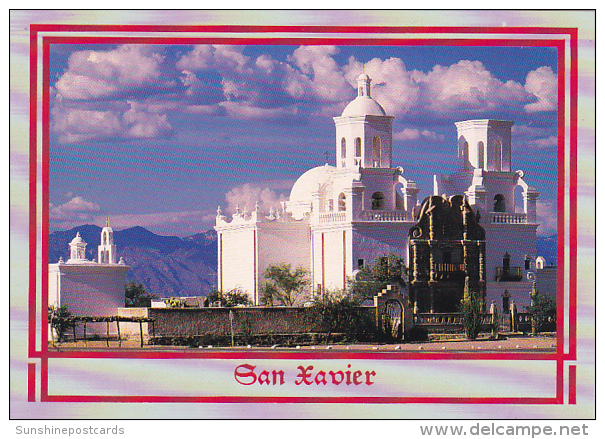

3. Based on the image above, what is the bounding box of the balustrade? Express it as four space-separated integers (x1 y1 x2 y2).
360 210 408 222
488 212 527 224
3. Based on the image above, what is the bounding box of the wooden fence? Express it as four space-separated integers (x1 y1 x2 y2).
49 316 155 347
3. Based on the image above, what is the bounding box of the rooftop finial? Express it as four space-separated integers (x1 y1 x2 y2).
356 67 371 97
106 216 109 227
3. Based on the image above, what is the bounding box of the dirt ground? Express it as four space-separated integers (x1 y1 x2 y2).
49 333 556 353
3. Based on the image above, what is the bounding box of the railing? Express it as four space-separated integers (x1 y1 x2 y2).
435 263 465 273
488 212 527 224
414 313 464 325
318 211 347 223
361 210 408 222
495 267 523 282
412 312 494 334
49 316 155 347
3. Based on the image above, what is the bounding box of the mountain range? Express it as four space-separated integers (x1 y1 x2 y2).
49 225 218 298
49 225 558 298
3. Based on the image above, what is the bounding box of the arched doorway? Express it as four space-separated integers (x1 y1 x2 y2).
382 299 403 340
494 194 506 212
371 192 385 210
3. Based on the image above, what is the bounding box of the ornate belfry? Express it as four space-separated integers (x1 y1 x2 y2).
408 195 486 313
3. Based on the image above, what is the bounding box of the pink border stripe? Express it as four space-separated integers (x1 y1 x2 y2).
44 395 560 405
556 42 566 358
28 28 38 358
30 24 578 35
27 363 36 402
569 365 577 404
44 36 563 48
29 24 577 405
568 29 578 360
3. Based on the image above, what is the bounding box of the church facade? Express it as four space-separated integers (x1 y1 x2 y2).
215 73 544 311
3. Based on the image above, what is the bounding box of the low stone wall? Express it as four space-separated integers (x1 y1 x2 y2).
148 306 376 338
117 307 150 339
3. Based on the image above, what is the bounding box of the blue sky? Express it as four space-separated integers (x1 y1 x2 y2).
48 43 559 237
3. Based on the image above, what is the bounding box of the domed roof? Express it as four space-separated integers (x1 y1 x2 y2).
70 232 85 245
341 96 387 117
289 164 335 203
288 165 335 219
357 72 370 81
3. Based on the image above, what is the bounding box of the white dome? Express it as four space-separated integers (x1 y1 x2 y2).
288 165 335 219
357 72 370 81
70 232 85 245
341 96 387 117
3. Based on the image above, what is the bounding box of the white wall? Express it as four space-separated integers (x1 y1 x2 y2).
484 223 538 280
49 264 128 335
218 227 256 301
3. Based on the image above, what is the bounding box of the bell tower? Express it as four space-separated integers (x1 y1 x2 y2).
98 218 117 264
68 232 87 261
333 73 394 169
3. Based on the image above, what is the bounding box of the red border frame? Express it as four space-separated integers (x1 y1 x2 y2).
27 24 578 405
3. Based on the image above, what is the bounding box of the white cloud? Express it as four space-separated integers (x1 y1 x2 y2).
512 124 558 150
393 128 445 142
50 106 123 144
524 66 558 113
345 57 420 117
50 196 101 227
55 45 167 100
525 135 558 149
51 100 172 144
51 45 559 144
224 183 290 215
123 101 172 138
287 46 354 103
536 200 558 236
416 60 528 116
221 101 299 121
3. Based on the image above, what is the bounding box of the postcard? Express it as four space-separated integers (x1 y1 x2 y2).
9 10 595 421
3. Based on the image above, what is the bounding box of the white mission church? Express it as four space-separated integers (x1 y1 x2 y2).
215 73 548 310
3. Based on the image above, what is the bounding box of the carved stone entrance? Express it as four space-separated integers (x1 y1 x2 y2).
374 285 413 341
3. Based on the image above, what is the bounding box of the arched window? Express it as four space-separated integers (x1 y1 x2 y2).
495 139 502 171
371 192 385 210
494 194 506 212
503 252 511 272
502 290 510 312
340 138 346 167
372 136 381 167
352 138 361 166
525 255 531 270
477 141 485 169
338 193 346 211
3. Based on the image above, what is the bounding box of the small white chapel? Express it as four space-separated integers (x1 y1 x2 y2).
48 221 129 333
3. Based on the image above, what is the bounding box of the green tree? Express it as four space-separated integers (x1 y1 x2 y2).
348 253 407 301
525 283 556 335
125 282 158 307
307 290 376 343
48 304 72 343
460 277 483 340
207 288 252 307
260 263 310 307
